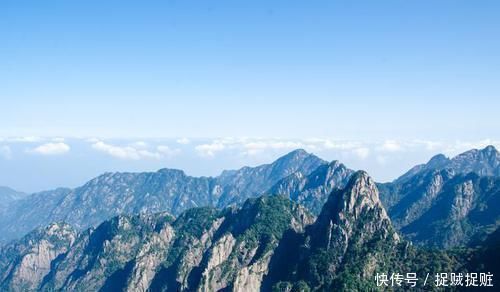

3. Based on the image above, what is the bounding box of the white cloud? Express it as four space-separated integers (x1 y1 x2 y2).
176 138 191 145
194 137 374 157
131 141 148 148
411 139 443 151
194 138 310 157
195 142 226 157
242 140 305 156
321 139 362 150
92 141 146 160
157 145 181 157
0 145 12 159
31 142 70 155
378 140 402 152
91 140 179 160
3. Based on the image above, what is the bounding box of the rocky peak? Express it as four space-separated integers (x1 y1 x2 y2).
263 149 326 178
266 159 354 215
396 145 500 184
277 149 310 162
157 168 187 177
314 160 348 178
446 145 499 177
263 172 401 290
323 171 388 220
282 148 307 157
482 145 499 156
427 153 450 168
279 148 324 166
313 171 398 250
452 145 496 163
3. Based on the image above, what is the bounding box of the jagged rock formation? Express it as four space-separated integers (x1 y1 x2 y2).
378 146 500 248
267 160 354 215
0 150 326 242
0 196 314 291
2 145 499 254
0 223 77 292
0 171 487 291
216 149 326 208
394 145 500 184
396 173 500 247
264 171 404 291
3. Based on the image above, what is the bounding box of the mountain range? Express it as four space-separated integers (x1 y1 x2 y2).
378 145 500 247
2 171 487 291
1 145 499 291
0 186 26 210
0 149 325 242
1 146 499 251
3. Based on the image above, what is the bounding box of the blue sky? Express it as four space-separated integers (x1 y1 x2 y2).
1 1 499 191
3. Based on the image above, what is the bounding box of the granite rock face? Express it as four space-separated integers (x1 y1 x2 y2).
394 145 500 184
378 145 500 248
0 196 315 291
0 223 77 292
267 160 354 215
262 171 403 291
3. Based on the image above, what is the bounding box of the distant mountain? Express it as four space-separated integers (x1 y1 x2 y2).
0 149 326 242
216 149 326 208
2 145 499 251
395 145 500 184
0 188 73 242
267 160 354 214
0 172 473 291
379 145 500 248
0 186 26 210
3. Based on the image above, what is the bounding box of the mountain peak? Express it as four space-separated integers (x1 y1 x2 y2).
327 171 391 224
481 145 498 155
452 144 498 160
157 168 187 176
313 170 397 249
396 145 500 184
278 149 311 161
327 160 342 168
341 170 382 211
349 170 371 182
0 186 27 207
427 153 450 168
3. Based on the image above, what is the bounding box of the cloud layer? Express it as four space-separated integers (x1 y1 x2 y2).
2 136 499 164
91 140 180 160
31 142 70 155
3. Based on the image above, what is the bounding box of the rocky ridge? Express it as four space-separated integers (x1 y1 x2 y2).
378 145 500 248
0 150 326 242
